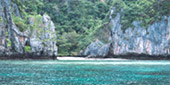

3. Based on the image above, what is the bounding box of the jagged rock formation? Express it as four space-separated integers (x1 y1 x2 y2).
0 0 24 55
83 7 170 57
0 0 57 57
29 14 58 56
83 39 110 58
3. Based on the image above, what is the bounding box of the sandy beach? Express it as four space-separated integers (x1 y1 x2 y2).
57 57 127 60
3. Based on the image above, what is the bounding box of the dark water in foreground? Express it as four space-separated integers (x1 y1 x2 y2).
0 60 170 85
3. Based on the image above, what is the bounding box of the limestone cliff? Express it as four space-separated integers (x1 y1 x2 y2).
0 0 57 57
83 7 170 58
28 14 58 57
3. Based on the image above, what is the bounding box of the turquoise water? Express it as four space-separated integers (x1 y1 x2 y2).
0 60 170 85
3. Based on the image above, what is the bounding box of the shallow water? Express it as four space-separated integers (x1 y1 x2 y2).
0 60 170 85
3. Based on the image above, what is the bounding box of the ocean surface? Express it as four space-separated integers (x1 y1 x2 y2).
0 60 170 85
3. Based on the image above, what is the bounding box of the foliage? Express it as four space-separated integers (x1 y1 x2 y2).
0 17 3 23
12 15 28 32
40 0 111 55
57 31 80 56
6 38 11 47
112 0 170 31
28 14 42 32
24 46 31 53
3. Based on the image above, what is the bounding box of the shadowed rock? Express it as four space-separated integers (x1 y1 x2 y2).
83 39 110 58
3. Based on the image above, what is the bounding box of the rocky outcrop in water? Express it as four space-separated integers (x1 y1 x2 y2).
83 7 170 57
0 0 58 57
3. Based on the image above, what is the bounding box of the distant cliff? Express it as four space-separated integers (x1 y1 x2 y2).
0 0 57 57
83 7 170 58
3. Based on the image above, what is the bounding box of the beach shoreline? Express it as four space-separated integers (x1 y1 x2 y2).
0 54 170 60
57 57 127 60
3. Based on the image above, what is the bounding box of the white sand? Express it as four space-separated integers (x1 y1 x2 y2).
57 57 127 60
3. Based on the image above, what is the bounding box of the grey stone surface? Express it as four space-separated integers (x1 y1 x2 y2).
84 8 170 57
84 39 110 58
110 12 170 56
0 0 58 57
1 0 24 54
29 14 58 56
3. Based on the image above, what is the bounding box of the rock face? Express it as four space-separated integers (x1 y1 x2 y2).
84 7 170 57
83 39 110 58
0 0 58 57
0 0 24 55
29 14 58 56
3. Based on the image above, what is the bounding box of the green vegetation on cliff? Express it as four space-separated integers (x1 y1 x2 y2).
11 0 170 56
112 0 170 31
41 0 111 56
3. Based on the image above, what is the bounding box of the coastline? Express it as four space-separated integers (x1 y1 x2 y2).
57 57 127 60
0 55 127 60
0 53 170 60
